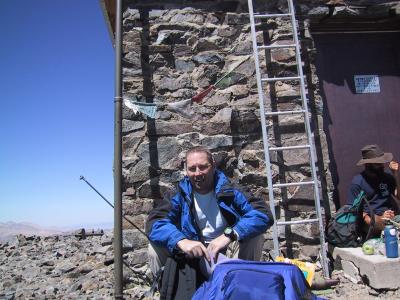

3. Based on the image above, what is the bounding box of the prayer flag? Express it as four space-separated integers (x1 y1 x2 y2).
123 98 157 119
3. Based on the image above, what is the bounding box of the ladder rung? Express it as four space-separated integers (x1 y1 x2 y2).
273 181 315 188
258 44 296 50
249 0 330 278
261 76 302 82
269 145 310 151
265 110 305 116
254 13 292 18
277 219 319 226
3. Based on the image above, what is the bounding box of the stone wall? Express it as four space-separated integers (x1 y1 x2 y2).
120 0 400 264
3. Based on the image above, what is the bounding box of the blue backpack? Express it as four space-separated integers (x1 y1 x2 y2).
192 260 322 300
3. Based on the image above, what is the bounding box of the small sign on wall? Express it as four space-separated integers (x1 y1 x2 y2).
354 75 380 93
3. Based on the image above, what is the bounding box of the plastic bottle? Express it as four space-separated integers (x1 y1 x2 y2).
384 224 399 258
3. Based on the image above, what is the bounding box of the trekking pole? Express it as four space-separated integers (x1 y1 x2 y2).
79 175 149 240
80 176 158 296
383 218 400 229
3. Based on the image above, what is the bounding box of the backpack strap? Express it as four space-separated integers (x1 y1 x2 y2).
360 193 378 241
145 266 164 297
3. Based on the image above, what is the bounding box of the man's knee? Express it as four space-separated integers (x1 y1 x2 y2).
148 242 169 276
238 234 264 261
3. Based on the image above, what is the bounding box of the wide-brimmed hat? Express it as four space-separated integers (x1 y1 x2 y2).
356 144 393 166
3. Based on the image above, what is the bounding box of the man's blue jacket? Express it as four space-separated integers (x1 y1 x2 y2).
145 169 274 254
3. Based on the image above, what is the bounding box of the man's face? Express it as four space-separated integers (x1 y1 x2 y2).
366 163 385 174
186 151 215 194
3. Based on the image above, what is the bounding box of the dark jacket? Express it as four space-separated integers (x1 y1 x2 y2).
347 170 397 216
145 169 274 254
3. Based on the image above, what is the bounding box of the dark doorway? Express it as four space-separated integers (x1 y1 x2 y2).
313 31 400 207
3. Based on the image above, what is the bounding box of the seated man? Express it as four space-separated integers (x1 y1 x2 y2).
347 144 400 237
145 146 274 276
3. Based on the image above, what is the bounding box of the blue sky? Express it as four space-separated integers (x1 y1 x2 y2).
0 1 115 227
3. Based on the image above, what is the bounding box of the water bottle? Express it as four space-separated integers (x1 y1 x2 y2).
384 224 398 258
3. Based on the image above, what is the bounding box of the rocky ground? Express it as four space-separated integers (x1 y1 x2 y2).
0 233 152 299
317 270 400 300
1 233 400 299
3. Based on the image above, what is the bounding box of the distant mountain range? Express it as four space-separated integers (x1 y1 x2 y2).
0 221 113 242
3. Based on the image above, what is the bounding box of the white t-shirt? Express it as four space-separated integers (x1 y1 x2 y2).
193 190 227 242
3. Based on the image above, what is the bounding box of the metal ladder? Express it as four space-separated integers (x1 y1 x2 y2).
247 0 329 278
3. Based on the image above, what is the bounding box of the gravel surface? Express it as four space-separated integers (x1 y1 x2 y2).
314 270 400 300
1 234 400 299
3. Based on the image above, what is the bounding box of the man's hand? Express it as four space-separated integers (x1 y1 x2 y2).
177 239 210 261
370 210 395 232
390 161 399 175
382 210 395 220
207 234 232 262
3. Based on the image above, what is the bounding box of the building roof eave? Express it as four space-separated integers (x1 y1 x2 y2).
99 0 116 46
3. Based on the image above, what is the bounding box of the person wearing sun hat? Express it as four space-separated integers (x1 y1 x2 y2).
347 144 400 237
